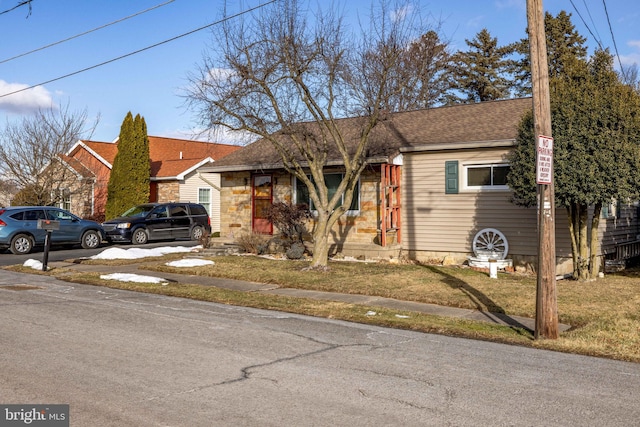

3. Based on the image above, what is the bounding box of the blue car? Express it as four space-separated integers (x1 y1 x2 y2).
0 206 106 254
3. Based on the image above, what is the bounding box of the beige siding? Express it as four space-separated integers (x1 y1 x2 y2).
181 171 222 233
402 148 573 270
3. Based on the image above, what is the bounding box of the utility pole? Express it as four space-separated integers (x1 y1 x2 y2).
527 0 559 339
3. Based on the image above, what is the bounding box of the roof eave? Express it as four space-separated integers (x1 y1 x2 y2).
199 156 391 173
399 139 517 153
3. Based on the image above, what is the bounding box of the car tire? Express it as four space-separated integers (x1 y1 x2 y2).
10 234 34 255
81 230 101 249
190 225 204 241
132 228 148 245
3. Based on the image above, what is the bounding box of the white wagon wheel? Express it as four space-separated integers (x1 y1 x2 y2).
472 228 509 260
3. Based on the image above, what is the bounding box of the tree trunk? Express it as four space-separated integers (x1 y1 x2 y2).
589 202 602 279
567 205 579 275
568 203 590 280
577 204 590 280
309 212 331 270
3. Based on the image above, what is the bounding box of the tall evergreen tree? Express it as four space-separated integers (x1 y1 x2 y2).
450 28 514 103
383 30 453 111
105 112 151 220
508 49 640 280
511 11 588 96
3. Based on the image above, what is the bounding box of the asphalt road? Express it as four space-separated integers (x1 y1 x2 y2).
1 270 639 426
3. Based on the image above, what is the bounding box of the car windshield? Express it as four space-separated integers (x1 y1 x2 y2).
121 205 155 218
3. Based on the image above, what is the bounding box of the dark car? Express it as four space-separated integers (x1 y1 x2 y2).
102 203 211 244
0 206 105 255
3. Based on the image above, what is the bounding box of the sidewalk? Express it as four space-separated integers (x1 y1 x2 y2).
47 260 571 333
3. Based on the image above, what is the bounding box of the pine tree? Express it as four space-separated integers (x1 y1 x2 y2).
384 30 453 111
450 28 514 103
105 112 151 220
508 49 640 280
511 11 588 96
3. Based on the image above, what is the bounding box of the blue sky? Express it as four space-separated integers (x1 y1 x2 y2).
0 0 637 143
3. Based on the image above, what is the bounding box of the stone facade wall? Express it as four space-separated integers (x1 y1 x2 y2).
219 171 251 239
219 168 384 245
156 181 180 203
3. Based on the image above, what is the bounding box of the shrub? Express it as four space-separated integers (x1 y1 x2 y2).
265 202 311 246
235 232 270 254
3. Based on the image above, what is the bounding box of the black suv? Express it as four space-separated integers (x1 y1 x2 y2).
102 203 211 244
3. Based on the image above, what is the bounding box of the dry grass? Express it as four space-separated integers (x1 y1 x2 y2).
8 253 640 362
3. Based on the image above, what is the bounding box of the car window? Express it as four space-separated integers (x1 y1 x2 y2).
169 205 188 217
9 211 24 221
47 209 76 221
189 204 206 215
151 206 168 218
122 205 155 218
21 210 46 221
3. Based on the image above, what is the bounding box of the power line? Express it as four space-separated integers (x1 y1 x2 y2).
601 0 624 71
0 0 278 99
580 0 603 47
568 0 603 50
0 0 175 65
0 0 32 17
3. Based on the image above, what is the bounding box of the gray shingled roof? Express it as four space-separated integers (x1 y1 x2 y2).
204 98 532 172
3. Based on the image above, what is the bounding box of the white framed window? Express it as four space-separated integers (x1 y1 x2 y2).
294 173 360 215
463 163 510 190
53 188 71 211
198 187 212 216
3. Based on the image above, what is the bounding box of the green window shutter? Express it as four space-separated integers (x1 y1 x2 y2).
445 161 459 194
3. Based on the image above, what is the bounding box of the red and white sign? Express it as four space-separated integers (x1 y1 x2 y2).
536 135 553 185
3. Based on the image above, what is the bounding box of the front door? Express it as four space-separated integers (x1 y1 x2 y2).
252 174 273 234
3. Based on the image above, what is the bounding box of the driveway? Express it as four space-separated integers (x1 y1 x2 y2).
1 270 639 426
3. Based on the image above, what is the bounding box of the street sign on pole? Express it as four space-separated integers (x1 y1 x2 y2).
536 135 553 185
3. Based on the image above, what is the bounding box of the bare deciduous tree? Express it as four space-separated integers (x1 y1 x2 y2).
0 103 98 208
186 0 444 269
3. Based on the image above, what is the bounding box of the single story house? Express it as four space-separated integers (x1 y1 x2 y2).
57 136 240 230
199 98 640 274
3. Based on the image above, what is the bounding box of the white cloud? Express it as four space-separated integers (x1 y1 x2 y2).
0 80 53 114
391 5 413 23
159 125 255 146
207 67 235 82
619 40 640 67
495 0 525 11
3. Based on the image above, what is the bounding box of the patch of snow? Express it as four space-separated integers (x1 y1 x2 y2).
91 245 200 260
24 259 44 270
365 311 377 316
100 273 167 284
166 259 214 268
395 314 410 319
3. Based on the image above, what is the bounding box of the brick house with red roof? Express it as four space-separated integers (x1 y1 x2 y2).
58 136 240 230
